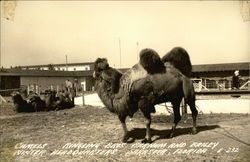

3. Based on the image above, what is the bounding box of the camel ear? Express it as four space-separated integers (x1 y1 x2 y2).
93 71 96 78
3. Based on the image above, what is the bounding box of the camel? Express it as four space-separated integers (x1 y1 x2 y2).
94 47 198 143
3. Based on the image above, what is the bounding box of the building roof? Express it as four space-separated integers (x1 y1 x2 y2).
0 68 93 77
192 62 249 72
119 62 250 73
19 62 94 68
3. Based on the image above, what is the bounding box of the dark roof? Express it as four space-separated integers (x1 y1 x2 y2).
0 69 93 77
192 62 249 72
119 62 250 73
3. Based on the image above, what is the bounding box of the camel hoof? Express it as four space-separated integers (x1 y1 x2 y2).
192 128 197 135
167 133 174 139
141 138 152 143
122 135 129 143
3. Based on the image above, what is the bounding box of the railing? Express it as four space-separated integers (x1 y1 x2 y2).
192 78 250 92
240 80 250 90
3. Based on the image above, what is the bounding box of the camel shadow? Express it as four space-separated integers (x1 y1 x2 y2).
126 125 220 143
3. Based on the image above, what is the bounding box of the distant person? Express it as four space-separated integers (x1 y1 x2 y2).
73 78 78 96
65 80 73 93
232 70 240 89
65 80 74 101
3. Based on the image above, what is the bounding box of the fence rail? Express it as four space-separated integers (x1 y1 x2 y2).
0 88 22 92
192 78 250 92
195 89 250 95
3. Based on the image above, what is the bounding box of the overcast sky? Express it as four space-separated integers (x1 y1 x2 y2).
1 1 250 68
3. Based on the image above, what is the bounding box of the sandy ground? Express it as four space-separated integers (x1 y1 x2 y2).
0 101 250 162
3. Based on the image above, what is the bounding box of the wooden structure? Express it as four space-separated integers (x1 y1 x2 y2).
191 62 249 91
0 68 94 96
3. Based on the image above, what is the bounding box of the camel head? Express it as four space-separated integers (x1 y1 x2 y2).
93 57 111 92
93 58 110 79
11 92 24 104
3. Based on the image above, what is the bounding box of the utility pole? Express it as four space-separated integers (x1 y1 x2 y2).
136 41 139 61
65 55 68 71
0 47 1 68
0 31 1 68
119 38 121 68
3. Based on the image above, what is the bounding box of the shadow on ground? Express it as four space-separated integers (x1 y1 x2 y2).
126 125 220 143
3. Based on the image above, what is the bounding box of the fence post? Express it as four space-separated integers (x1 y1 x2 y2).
35 84 39 94
82 89 85 106
204 79 206 89
27 84 30 96
38 85 41 95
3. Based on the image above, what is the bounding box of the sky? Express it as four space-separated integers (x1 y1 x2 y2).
1 1 250 68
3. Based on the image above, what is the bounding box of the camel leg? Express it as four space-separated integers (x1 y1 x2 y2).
142 112 152 143
118 115 129 143
187 99 198 134
169 101 181 138
182 76 198 134
138 99 153 143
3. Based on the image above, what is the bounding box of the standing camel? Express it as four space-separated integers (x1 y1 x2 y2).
94 47 198 143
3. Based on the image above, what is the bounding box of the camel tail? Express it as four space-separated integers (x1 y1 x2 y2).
162 47 192 77
182 77 195 102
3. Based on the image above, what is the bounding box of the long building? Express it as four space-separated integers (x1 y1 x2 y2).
0 62 249 95
0 68 94 95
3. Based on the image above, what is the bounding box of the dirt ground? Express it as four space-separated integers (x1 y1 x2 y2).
1 101 250 162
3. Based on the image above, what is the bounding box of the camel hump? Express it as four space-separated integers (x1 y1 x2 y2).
139 48 165 74
162 47 192 77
